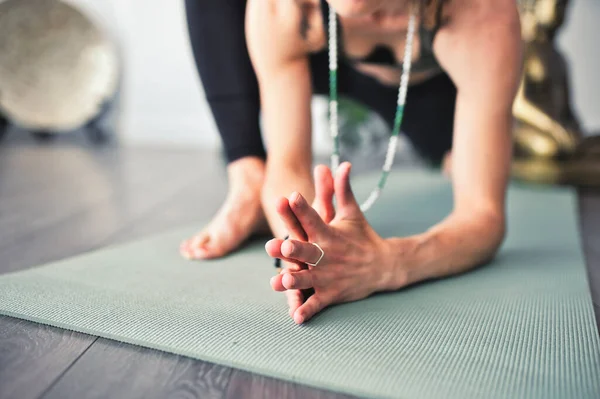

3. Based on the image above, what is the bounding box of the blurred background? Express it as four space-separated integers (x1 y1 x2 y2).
0 0 599 303
0 0 598 155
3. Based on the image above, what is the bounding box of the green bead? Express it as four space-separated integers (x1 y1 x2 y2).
329 72 337 99
377 170 390 189
392 105 405 135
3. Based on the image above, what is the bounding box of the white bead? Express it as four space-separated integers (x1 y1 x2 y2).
331 154 340 172
328 5 417 212
360 189 380 212
383 135 399 172
329 100 338 138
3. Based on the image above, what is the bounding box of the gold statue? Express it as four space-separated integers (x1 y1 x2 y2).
512 0 600 186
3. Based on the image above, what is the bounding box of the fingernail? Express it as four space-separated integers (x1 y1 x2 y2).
290 191 300 203
293 191 307 206
295 314 304 324
283 240 294 255
285 275 295 288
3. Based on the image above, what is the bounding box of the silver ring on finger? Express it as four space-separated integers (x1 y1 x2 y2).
306 242 325 267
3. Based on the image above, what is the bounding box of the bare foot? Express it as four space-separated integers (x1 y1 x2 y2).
180 157 269 260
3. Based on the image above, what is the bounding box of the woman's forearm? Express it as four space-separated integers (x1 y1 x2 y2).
253 58 315 239
261 163 314 239
383 210 506 291
246 0 320 239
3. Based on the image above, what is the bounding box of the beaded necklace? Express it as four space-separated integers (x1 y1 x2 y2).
328 4 417 212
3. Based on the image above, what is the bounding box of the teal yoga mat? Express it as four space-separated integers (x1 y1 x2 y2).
0 169 598 399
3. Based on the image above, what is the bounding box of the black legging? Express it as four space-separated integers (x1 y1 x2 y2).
184 0 265 162
184 0 456 165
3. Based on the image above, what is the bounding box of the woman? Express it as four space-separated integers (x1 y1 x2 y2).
181 0 523 323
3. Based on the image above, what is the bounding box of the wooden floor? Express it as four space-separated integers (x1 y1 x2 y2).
0 131 598 399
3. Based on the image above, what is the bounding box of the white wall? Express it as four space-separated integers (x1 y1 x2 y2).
66 0 217 147
10 0 600 147
109 0 219 147
557 0 600 133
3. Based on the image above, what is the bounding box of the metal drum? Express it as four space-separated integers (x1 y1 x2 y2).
0 0 120 140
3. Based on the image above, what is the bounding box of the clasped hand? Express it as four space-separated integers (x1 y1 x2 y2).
265 162 394 324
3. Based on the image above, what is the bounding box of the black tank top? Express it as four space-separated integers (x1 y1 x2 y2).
319 0 442 74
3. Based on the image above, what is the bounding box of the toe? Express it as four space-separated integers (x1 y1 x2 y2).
191 232 210 248
191 240 231 260
186 232 216 259
180 248 193 260
179 240 190 253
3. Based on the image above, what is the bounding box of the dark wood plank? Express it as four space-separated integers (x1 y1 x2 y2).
105 154 228 243
0 316 96 399
42 338 233 399
0 130 92 196
578 188 600 332
226 370 358 399
0 146 218 274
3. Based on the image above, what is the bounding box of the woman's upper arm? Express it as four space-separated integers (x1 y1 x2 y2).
433 0 523 217
245 0 324 168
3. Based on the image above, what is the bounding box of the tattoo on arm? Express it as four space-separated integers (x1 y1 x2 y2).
295 0 311 40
